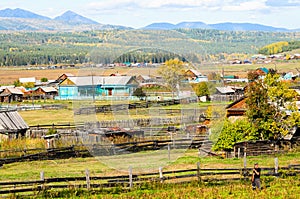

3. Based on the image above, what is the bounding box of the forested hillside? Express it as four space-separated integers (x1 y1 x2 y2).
0 29 299 66
258 41 300 55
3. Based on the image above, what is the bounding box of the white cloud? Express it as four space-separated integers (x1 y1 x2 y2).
266 0 300 7
87 0 237 10
222 0 268 11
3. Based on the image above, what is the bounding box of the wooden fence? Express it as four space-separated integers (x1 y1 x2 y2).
29 114 202 130
74 98 198 115
0 161 299 195
0 104 67 112
0 136 207 163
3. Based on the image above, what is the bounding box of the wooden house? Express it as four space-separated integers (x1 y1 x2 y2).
34 87 58 99
136 75 153 83
57 73 75 82
185 69 208 82
0 110 29 141
255 67 269 76
215 86 235 95
0 87 24 103
226 97 247 119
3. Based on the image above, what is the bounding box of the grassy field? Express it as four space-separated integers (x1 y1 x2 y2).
1 150 299 198
17 101 215 126
1 149 299 181
34 177 299 199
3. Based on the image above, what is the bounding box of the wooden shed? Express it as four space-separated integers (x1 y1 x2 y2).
0 110 29 141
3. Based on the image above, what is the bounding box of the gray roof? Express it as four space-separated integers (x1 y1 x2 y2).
0 110 29 134
0 87 24 95
216 87 235 94
38 87 58 93
62 76 137 86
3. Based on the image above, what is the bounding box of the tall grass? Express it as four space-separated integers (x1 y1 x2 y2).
0 138 46 158
0 138 45 151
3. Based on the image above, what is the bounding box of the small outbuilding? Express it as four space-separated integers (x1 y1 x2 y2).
0 110 29 141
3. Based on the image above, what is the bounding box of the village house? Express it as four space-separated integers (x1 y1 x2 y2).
0 87 24 103
136 75 154 84
226 97 247 120
58 76 139 99
184 69 208 83
24 87 58 100
215 86 235 95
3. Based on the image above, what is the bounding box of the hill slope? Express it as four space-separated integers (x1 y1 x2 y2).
54 10 99 25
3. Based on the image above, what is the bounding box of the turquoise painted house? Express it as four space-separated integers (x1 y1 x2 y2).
58 76 139 99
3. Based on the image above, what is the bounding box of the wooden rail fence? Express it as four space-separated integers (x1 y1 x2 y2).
0 136 207 163
74 98 198 115
0 161 299 195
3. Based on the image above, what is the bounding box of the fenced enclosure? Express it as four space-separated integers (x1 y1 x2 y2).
0 161 299 195
0 135 209 163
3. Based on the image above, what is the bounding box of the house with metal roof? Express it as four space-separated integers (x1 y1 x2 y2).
24 87 58 100
215 86 235 95
58 76 139 99
0 110 29 141
0 87 24 103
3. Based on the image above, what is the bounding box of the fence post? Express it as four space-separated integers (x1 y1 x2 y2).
129 166 133 188
197 162 201 182
243 152 247 179
168 144 171 160
159 167 164 183
243 152 247 169
238 148 240 159
40 171 45 190
40 171 44 181
85 169 90 190
274 157 279 176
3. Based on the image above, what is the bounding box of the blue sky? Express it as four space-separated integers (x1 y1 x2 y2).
1 0 300 29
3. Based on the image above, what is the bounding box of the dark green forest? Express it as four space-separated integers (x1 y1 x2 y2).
0 29 299 66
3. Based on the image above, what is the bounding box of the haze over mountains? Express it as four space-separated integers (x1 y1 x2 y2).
0 8 299 32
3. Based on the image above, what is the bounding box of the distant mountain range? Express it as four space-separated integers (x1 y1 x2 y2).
0 8 299 32
142 21 295 32
0 8 129 31
0 8 50 20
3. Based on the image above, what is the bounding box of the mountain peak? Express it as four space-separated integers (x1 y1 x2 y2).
54 10 99 25
0 8 50 20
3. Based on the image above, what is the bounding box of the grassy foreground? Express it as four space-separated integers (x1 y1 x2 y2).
1 150 299 181
7 177 300 199
1 150 299 198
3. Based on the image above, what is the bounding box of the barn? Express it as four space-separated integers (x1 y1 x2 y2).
0 110 29 141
